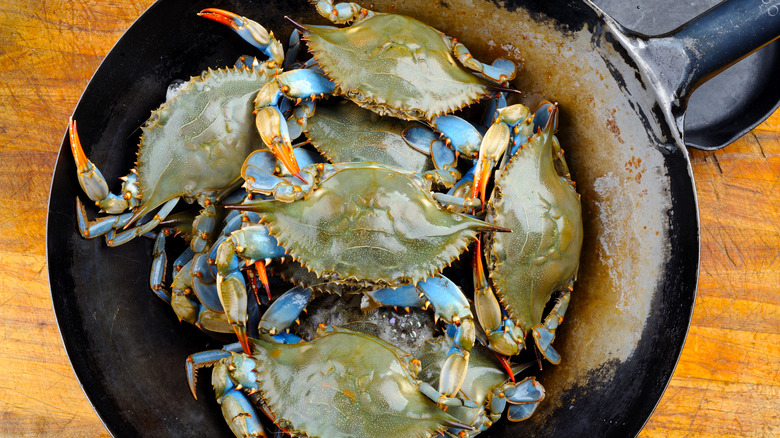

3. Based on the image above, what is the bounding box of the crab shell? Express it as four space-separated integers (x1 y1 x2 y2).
484 126 583 333
302 13 492 121
248 162 502 288
303 100 433 173
133 67 277 219
242 328 456 438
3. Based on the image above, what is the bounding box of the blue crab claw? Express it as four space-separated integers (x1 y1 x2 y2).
402 125 438 154
472 237 525 357
241 150 321 201
431 115 483 158
276 69 336 100
416 274 476 401
198 8 283 66
187 348 268 437
363 284 426 310
69 118 141 215
472 104 531 204
449 38 517 84
255 106 308 183
69 118 109 204
258 286 312 334
507 401 542 422
215 224 290 351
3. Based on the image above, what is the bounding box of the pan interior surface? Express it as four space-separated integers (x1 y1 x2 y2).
48 0 698 437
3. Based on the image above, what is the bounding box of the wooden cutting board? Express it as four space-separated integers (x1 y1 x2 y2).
0 0 776 436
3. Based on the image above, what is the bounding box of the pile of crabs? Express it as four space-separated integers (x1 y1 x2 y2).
69 1 583 437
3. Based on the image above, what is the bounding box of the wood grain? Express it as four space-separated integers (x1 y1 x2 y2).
0 1 777 437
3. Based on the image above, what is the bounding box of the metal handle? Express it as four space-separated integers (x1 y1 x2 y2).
590 0 780 146
669 0 780 99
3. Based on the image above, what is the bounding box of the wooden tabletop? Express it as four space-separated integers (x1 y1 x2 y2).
0 0 777 436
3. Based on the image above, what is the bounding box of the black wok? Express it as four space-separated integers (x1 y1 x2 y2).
47 0 780 436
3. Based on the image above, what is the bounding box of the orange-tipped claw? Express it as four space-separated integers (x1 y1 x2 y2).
197 8 242 30
471 157 493 207
256 106 308 184
254 260 272 302
234 325 252 354
494 353 516 382
270 140 308 184
69 117 89 171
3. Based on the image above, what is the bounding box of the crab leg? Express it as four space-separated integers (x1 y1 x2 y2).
69 118 142 215
309 0 374 24
198 8 284 66
253 72 334 183
403 115 483 159
444 37 517 85
215 224 287 352
472 104 529 205
472 237 526 357
415 274 476 405
530 286 571 365
149 232 171 303
187 349 268 437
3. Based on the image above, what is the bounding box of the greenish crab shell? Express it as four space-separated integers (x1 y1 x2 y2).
244 328 456 438
134 67 277 219
304 100 433 173
303 13 492 121
485 128 583 333
251 162 500 288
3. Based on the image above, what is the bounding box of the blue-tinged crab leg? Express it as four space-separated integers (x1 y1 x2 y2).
198 8 284 66
415 274 476 405
531 286 571 365
187 347 268 437
149 232 171 304
472 237 525 357
443 37 518 85
361 284 426 311
74 197 134 239
69 118 141 215
309 0 374 24
257 286 313 335
284 30 301 70
106 197 179 246
403 116 483 160
216 224 287 352
189 204 219 253
253 72 333 183
492 377 545 422
171 259 234 334
472 104 531 204
241 150 321 202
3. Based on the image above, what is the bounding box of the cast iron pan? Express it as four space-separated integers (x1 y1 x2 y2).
47 0 780 437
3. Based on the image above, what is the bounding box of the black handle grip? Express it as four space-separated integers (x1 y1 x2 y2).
675 0 780 93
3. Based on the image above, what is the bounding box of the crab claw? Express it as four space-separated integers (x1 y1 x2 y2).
471 118 509 205
255 106 307 183
198 8 284 65
472 104 530 204
69 118 110 204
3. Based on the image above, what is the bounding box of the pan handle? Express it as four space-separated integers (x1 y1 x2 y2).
590 0 780 147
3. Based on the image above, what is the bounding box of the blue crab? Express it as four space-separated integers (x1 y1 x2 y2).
417 337 546 436
186 327 472 438
470 102 583 363
202 1 518 172
302 100 466 188
211 158 510 400
69 10 309 249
